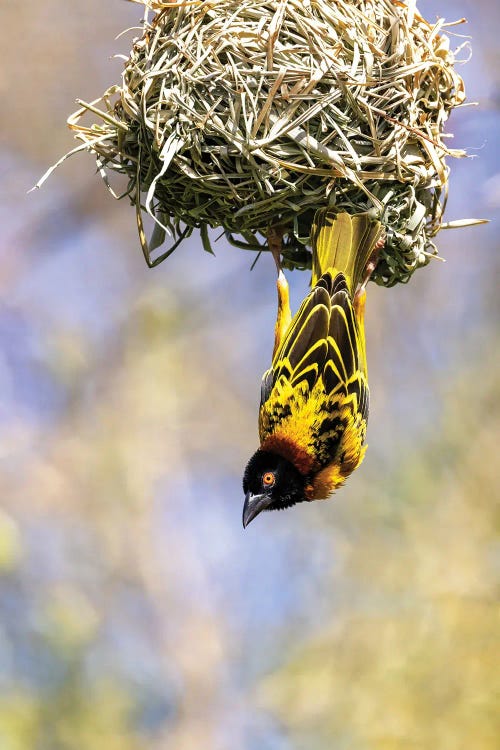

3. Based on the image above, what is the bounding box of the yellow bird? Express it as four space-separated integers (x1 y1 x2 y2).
242 209 384 527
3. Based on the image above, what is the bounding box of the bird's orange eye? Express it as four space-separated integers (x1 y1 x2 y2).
262 471 275 487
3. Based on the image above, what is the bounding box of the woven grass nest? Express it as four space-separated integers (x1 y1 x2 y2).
52 0 473 285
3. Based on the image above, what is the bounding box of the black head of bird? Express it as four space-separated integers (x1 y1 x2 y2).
242 449 307 528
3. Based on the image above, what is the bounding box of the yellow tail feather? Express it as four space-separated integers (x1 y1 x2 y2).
311 209 382 294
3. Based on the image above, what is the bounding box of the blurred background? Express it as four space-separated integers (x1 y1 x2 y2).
0 1 498 748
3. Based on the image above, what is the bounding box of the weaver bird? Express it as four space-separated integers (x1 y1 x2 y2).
242 210 384 528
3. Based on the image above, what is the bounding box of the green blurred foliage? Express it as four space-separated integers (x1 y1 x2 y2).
0 510 22 573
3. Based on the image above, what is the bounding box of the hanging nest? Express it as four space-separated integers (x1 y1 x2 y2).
44 0 473 285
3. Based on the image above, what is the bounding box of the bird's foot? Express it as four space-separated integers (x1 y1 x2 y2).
267 225 284 275
358 232 386 294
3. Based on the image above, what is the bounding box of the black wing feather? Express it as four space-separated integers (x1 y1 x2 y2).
261 271 365 408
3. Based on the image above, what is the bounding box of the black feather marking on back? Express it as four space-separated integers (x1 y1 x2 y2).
348 377 369 420
261 287 330 406
285 303 330 371
323 342 347 394
313 411 351 466
265 285 331 398
359 379 369 420
331 273 349 296
315 273 333 295
290 339 328 390
329 302 355 379
315 272 361 396
275 286 331 361
261 268 366 413
260 367 274 406
315 271 348 299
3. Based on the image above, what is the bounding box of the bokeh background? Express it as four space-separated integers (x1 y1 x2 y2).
1 1 499 748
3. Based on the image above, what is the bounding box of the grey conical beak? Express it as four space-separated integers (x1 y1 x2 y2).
242 492 270 528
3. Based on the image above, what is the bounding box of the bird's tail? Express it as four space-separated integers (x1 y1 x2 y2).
310 209 383 294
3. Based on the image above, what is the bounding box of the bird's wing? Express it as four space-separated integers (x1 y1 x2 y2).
321 272 368 418
309 273 370 473
260 284 331 406
259 272 369 459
